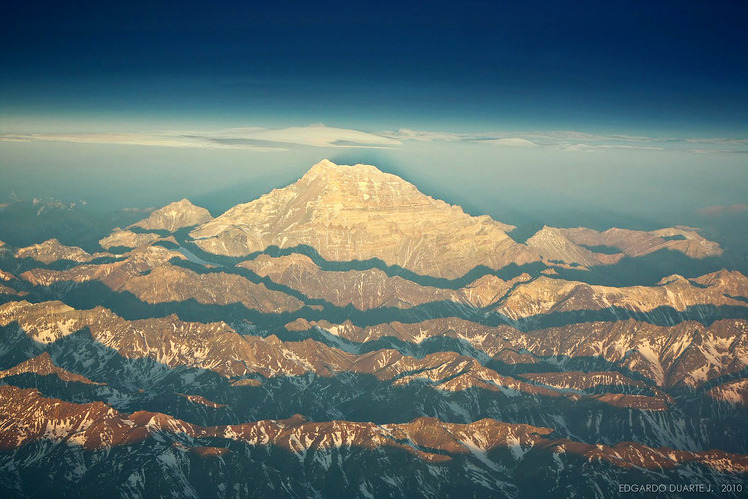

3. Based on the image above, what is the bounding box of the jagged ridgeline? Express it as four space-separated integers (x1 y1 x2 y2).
0 160 746 498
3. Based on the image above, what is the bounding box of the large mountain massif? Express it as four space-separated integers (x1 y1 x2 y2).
0 160 746 497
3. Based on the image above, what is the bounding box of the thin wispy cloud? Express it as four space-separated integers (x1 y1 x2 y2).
531 130 660 143
384 129 466 142
484 138 538 147
685 138 748 146
382 128 748 154
23 133 284 151
559 143 665 153
211 124 400 148
0 125 400 151
381 129 539 146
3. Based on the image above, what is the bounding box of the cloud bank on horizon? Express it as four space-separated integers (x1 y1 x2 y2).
0 125 398 152
2 124 746 155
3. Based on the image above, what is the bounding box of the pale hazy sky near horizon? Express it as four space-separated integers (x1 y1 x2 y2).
1 1 746 229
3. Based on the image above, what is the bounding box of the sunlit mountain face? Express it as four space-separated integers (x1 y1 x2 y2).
1 1 747 498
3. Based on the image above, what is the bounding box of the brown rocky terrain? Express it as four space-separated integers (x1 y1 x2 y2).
241 253 747 317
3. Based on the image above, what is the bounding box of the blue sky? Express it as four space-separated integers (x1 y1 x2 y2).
0 1 746 228
2 0 747 133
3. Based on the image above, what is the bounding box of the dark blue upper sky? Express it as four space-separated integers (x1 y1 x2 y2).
2 0 747 134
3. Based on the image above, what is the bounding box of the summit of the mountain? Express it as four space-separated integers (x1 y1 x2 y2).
190 160 538 278
130 198 212 233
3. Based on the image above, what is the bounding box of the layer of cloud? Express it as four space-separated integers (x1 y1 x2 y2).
0 135 33 143
0 125 400 151
23 133 284 151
